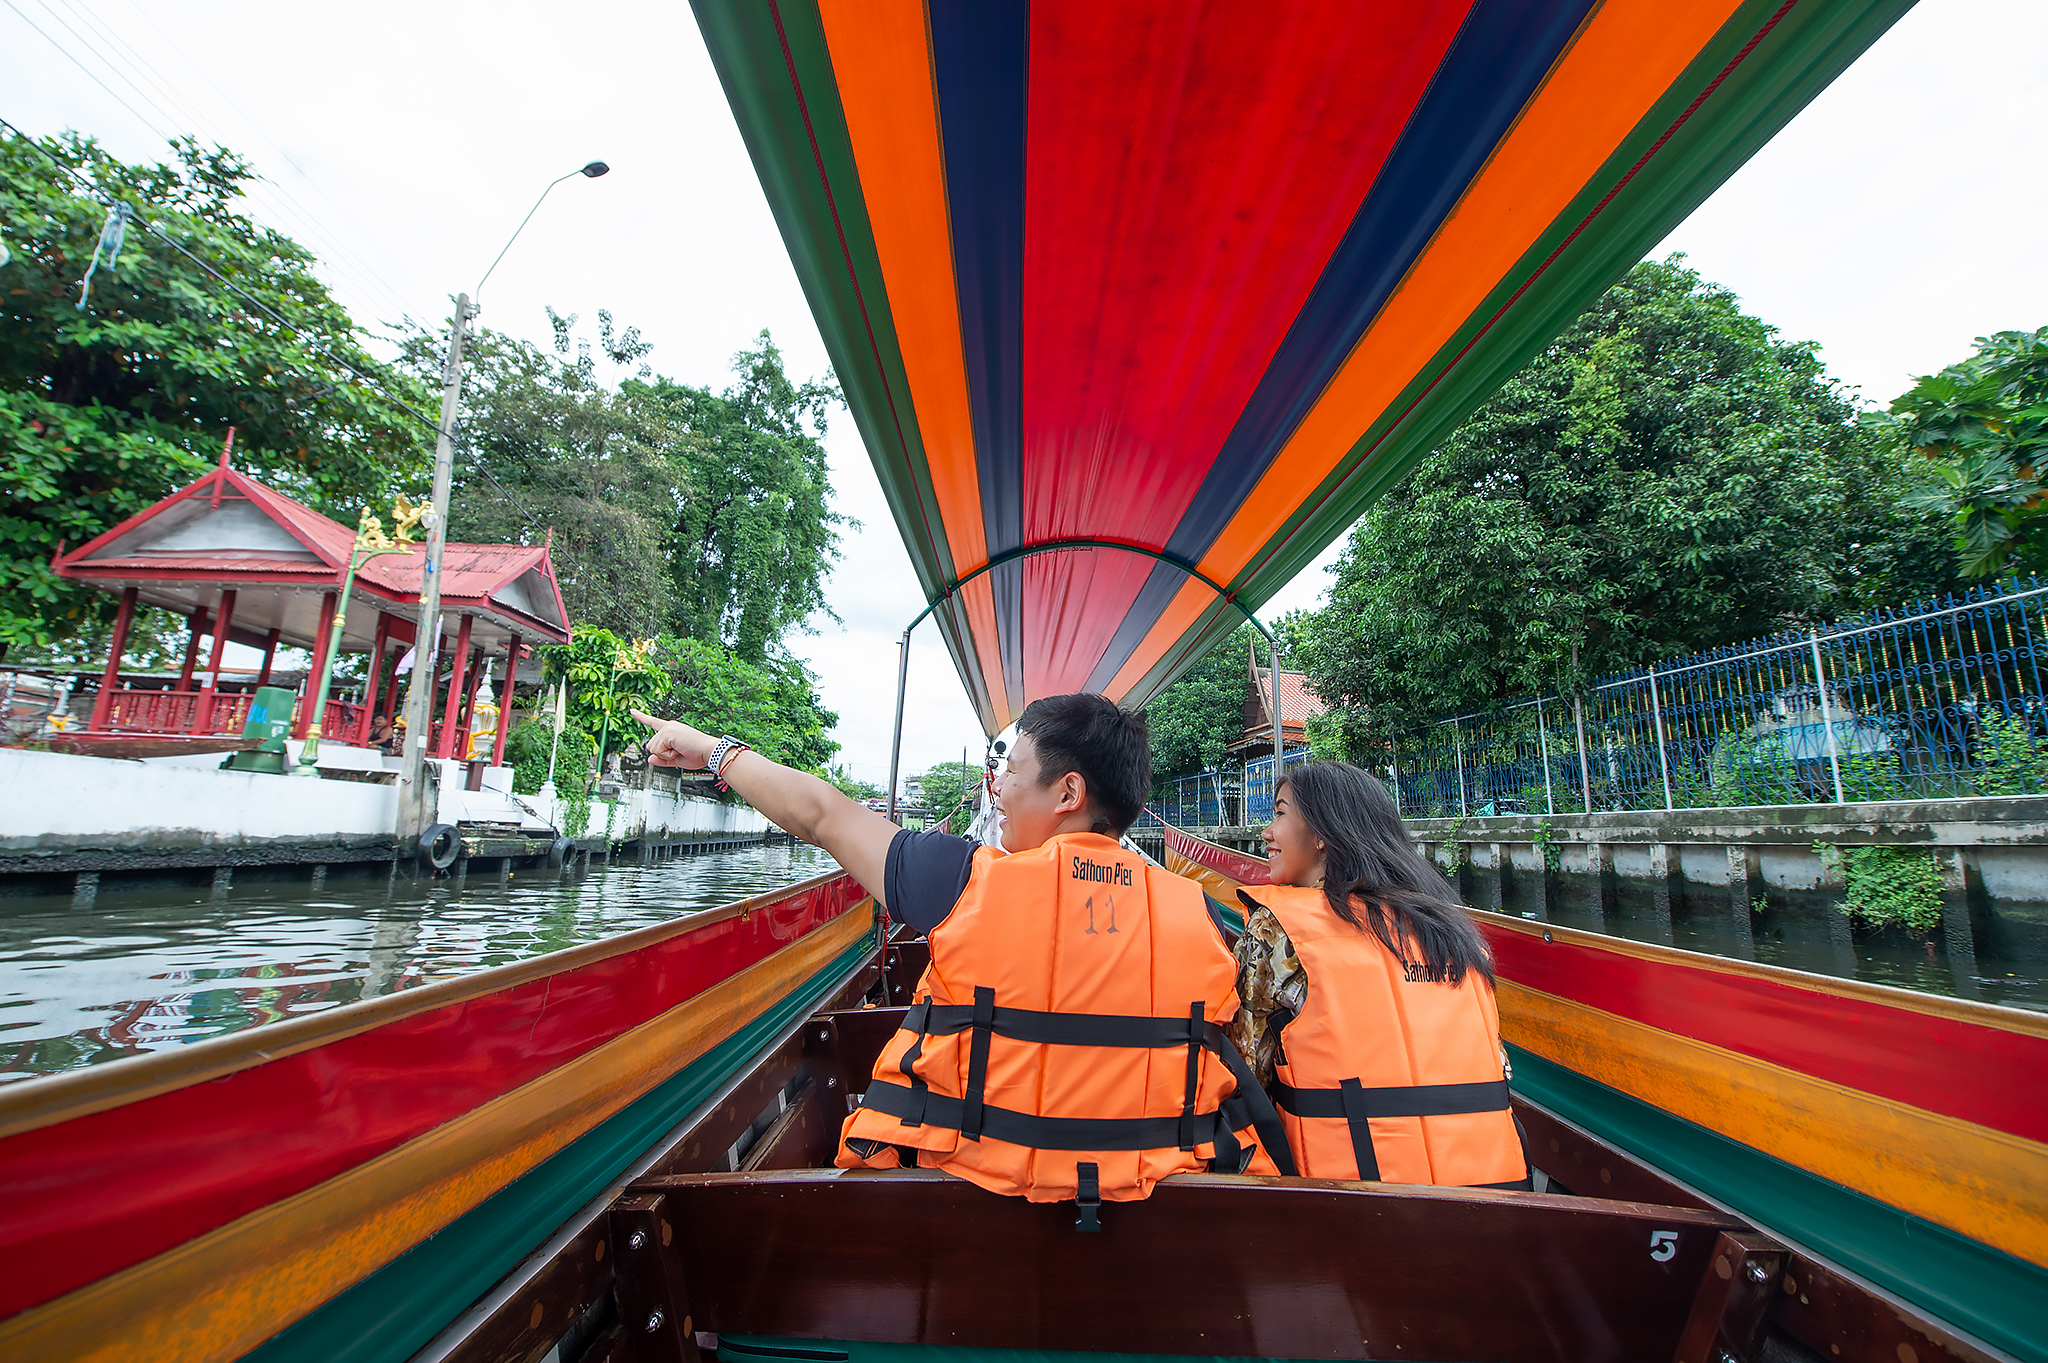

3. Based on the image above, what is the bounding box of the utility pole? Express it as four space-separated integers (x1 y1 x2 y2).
397 292 473 850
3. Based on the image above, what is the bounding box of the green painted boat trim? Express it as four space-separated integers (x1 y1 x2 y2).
1507 1044 2048 1363
238 932 880 1363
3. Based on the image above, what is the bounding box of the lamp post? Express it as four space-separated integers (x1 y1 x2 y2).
296 502 426 776
396 161 609 850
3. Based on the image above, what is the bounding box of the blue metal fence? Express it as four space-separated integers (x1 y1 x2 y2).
1384 579 2048 818
1244 747 1312 824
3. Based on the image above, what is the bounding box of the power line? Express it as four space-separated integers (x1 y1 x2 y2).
6 121 653 629
89 0 422 320
19 0 416 323
3 0 173 143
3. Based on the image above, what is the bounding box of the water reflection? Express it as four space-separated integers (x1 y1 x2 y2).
0 842 839 1084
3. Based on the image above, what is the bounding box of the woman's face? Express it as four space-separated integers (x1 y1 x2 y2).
1264 782 1326 887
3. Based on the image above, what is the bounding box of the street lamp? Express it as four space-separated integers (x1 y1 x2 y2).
395 161 609 851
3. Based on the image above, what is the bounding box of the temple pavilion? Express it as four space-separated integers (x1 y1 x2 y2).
52 450 570 765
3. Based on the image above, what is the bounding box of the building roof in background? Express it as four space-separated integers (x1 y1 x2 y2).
52 458 570 653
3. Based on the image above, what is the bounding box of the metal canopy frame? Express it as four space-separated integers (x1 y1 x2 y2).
884 538 1287 823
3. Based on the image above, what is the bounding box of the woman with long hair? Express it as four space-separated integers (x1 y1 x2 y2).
1232 761 1528 1188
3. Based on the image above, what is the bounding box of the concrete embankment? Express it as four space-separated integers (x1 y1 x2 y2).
0 747 775 897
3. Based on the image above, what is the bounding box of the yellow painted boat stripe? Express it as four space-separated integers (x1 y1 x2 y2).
1500 980 2048 1269
0 906 870 1363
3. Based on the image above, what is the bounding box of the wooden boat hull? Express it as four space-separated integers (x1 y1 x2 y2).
2 826 2039 1363
1163 823 2048 1361
0 871 876 1363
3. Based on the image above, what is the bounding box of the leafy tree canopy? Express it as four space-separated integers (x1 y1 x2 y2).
638 332 850 663
1295 256 1959 738
401 308 682 639
827 766 882 801
916 760 982 834
1 129 430 657
1145 625 1255 777
654 635 839 775
1880 326 2048 578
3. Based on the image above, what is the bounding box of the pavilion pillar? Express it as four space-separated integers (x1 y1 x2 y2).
191 589 237 733
294 591 338 740
356 612 394 745
90 586 139 731
435 614 474 759
177 608 209 691
460 650 488 759
256 629 280 686
492 633 522 767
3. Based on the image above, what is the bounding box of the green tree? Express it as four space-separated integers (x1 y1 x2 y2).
641 332 850 662
399 309 684 639
1145 625 1254 776
534 627 671 764
917 760 981 834
1296 256 1959 736
1 129 429 657
826 766 882 801
653 635 839 773
1881 327 2048 578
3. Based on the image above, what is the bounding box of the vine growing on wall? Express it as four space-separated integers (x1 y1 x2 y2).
1817 842 1944 935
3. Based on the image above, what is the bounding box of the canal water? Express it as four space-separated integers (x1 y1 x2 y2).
0 841 839 1085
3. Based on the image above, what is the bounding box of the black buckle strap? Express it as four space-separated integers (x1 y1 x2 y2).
1269 1077 1512 1120
1339 1078 1382 1181
961 986 995 1141
1179 1001 1203 1151
908 1001 1238 1049
861 1077 1244 1151
895 999 932 1128
1211 1027 1296 1177
1075 1162 1101 1232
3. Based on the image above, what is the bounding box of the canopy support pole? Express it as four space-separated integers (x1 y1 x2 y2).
885 625 912 824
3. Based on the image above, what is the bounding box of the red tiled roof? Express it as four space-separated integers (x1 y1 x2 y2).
54 462 569 643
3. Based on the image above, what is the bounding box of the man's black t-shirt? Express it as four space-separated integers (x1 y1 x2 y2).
883 828 978 934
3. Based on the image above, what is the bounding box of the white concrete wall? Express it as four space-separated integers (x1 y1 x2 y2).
507 782 770 843
1 747 397 852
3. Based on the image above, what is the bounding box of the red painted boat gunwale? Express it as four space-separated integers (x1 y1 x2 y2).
0 870 867 1319
1479 917 2048 1144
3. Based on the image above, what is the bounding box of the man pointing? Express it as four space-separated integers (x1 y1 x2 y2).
634 693 1285 1206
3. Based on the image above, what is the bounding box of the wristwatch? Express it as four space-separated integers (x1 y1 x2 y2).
706 735 751 789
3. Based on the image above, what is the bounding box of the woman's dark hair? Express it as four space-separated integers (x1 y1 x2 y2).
1280 762 1493 986
1016 693 1150 835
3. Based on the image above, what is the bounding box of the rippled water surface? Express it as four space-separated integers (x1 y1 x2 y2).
0 842 840 1084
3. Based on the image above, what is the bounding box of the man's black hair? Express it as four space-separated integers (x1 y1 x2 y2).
1015 693 1151 835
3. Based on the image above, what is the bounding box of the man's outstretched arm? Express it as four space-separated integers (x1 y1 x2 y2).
631 710 901 908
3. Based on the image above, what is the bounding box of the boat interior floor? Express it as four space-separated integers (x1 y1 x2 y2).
441 944 2007 1363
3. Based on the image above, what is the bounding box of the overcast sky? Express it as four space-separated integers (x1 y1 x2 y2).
7 0 2045 787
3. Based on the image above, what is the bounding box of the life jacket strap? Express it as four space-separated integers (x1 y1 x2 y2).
896 998 933 1128
961 986 995 1141
1340 1078 1382 1181
872 991 1297 1175
1267 1076 1512 1120
1075 1162 1102 1232
1271 1075 1513 1185
860 1076 1246 1152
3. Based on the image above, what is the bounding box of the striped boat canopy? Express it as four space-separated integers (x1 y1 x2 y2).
693 0 1913 733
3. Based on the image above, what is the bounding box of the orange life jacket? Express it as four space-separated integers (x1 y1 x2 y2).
838 832 1292 1204
1239 884 1528 1189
